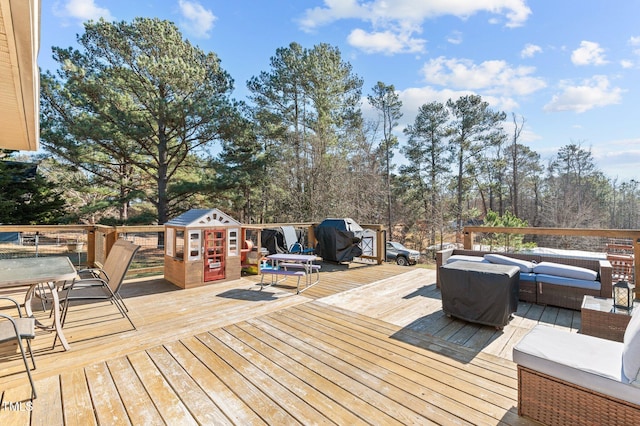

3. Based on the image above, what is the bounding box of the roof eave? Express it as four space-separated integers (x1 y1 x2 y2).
0 0 40 152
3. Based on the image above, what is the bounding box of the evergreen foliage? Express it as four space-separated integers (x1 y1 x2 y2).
18 18 638 239
40 18 237 224
481 210 532 251
0 158 66 224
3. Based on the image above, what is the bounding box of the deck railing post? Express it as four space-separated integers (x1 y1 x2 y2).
635 238 640 297
463 231 473 249
103 228 117 264
87 227 96 267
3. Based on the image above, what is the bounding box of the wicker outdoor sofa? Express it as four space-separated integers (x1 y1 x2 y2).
436 248 613 310
513 308 640 425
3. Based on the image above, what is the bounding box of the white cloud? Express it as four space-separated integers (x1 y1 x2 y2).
299 0 531 54
298 0 364 30
394 86 472 130
620 60 635 69
628 36 640 56
421 56 546 97
592 141 640 181
178 0 216 38
399 86 470 111
347 28 425 54
396 85 518 124
54 0 114 22
521 43 542 58
543 75 624 113
571 41 608 66
300 0 531 29
447 31 463 45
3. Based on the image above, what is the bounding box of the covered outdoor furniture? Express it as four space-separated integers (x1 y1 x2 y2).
314 218 363 263
58 239 140 331
513 308 640 425
261 226 314 255
439 260 519 328
437 248 613 310
0 296 36 399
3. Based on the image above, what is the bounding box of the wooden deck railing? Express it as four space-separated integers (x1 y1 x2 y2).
464 226 640 285
0 224 165 276
0 223 388 275
3 224 637 279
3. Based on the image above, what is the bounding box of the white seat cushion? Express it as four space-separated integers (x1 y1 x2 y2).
623 308 640 386
532 261 598 281
484 253 535 272
513 325 640 405
445 254 488 264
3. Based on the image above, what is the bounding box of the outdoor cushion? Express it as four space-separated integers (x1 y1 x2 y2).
519 272 537 282
535 274 601 291
484 253 535 272
533 261 598 281
513 325 640 406
622 308 640 386
445 254 488 264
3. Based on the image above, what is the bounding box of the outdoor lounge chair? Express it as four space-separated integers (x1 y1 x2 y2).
58 239 140 333
0 296 36 399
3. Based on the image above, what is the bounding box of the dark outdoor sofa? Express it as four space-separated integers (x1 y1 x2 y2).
436 248 613 310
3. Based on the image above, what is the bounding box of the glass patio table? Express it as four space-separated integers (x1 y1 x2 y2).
0 257 78 351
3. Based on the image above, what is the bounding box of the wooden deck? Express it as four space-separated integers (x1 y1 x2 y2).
0 262 579 424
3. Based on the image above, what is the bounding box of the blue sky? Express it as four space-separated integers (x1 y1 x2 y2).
41 0 640 181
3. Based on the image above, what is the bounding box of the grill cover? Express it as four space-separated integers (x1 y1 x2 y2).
314 220 362 263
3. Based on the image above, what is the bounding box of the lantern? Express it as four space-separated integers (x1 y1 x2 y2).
613 280 635 311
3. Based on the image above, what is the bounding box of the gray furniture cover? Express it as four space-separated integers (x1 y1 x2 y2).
439 260 520 328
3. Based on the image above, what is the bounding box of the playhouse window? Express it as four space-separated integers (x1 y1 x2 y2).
165 228 174 257
188 231 201 261
175 230 184 260
228 229 238 256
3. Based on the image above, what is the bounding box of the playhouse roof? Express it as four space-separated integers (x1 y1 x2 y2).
165 209 241 228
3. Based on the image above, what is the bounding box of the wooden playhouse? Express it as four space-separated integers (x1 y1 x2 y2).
164 208 243 289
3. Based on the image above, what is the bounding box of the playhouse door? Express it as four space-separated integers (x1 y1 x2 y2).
204 229 225 281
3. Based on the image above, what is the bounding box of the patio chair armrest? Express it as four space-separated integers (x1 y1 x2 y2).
0 313 21 337
69 277 108 289
598 259 613 297
77 267 101 278
77 267 110 281
0 296 24 317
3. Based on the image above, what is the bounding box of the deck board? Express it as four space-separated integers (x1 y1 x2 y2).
84 362 131 425
59 368 98 426
166 338 266 425
245 316 433 425
0 262 584 424
126 349 203 425
30 375 62 426
216 325 365 426
146 344 234 425
106 356 165 425
229 322 402 426
273 306 512 424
